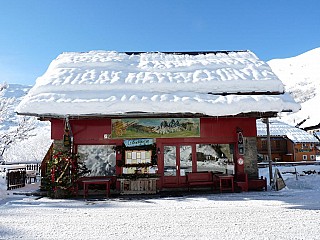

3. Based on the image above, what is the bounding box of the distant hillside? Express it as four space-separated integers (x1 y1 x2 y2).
1 84 51 163
267 48 320 128
1 84 31 131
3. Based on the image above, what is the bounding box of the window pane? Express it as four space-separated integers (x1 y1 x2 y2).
196 144 234 174
180 145 192 176
164 146 176 176
78 145 116 176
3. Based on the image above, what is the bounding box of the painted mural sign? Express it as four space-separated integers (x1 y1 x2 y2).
111 118 200 139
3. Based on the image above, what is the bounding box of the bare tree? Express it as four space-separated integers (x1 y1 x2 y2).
0 83 36 163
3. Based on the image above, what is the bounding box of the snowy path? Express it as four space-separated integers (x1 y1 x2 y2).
1 165 320 240
0 189 320 240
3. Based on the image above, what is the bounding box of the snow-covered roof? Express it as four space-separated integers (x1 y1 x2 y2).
16 50 300 118
314 132 320 141
256 119 319 143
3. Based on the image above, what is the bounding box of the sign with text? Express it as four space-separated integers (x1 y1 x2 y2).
124 138 154 147
237 132 244 155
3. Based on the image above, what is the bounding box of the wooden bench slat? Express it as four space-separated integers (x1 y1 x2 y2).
186 172 216 191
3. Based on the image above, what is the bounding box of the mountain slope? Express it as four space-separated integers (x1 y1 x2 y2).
267 47 320 128
1 84 51 163
1 84 31 131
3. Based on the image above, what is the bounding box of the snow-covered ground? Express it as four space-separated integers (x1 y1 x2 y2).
1 165 320 240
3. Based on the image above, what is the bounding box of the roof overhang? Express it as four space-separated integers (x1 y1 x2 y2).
16 111 279 121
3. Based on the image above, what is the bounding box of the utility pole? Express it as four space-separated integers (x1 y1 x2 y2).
265 118 273 187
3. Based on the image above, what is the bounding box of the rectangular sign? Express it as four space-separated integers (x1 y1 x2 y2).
124 138 154 147
112 118 200 139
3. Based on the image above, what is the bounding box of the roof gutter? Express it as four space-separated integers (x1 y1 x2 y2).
16 111 279 121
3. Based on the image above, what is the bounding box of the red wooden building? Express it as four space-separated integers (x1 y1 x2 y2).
16 50 300 196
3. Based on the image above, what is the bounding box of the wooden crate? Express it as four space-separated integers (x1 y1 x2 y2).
119 178 158 195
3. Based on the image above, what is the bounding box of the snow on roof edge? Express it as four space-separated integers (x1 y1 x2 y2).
16 50 300 117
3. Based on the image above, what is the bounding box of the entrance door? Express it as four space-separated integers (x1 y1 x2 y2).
163 145 192 187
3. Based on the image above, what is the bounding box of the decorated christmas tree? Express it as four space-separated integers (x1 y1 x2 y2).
44 148 89 198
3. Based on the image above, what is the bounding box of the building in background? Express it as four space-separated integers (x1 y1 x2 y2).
257 119 319 162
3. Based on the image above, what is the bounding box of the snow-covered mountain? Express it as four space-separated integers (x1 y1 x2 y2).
1 84 31 131
1 84 51 163
267 47 320 128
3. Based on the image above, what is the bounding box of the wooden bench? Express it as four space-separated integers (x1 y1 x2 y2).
248 177 268 191
234 173 248 192
186 171 215 191
82 179 111 198
77 177 112 198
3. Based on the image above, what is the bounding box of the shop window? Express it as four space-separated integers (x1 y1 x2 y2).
303 155 307 161
77 145 116 176
196 144 234 174
123 150 155 174
180 145 192 176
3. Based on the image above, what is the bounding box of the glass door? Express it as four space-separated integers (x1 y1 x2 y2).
163 145 192 187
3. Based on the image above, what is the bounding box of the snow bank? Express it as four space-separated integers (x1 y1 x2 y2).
260 163 320 193
0 170 6 200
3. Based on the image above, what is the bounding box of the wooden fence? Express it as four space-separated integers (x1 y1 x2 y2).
6 166 26 190
1 163 41 190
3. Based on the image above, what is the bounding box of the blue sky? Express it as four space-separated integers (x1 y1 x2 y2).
0 0 319 85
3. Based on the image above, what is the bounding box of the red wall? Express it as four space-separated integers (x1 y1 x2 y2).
201 117 257 139
51 117 257 143
51 117 257 182
51 119 112 145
